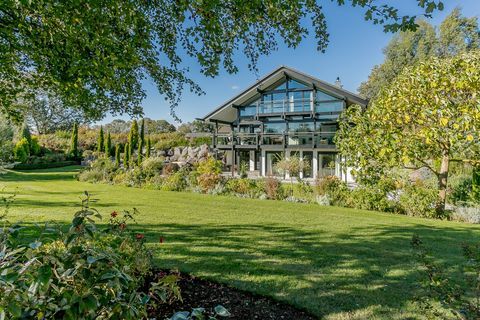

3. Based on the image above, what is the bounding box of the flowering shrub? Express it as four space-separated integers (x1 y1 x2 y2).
0 192 180 319
314 176 350 207
196 157 223 192
261 176 285 200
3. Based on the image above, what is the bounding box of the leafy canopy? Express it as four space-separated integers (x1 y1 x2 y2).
337 51 480 182
1 0 444 121
359 8 480 99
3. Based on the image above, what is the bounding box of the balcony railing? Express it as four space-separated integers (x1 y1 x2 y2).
213 132 336 148
258 98 312 114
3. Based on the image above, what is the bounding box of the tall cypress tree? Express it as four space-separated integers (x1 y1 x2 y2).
115 144 121 167
140 118 145 147
20 122 32 145
128 120 139 155
123 143 129 169
473 166 480 202
145 138 151 158
137 138 143 165
105 132 112 156
97 126 105 154
69 122 78 159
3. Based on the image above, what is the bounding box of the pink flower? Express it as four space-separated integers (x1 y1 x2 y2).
111 211 118 218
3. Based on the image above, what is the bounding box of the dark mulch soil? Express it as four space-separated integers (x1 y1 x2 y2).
148 270 317 320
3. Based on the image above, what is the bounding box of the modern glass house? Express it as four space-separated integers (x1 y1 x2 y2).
200 66 368 181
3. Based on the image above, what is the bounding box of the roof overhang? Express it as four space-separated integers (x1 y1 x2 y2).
201 66 368 123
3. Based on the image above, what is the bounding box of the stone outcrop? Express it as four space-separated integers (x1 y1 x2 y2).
157 144 215 165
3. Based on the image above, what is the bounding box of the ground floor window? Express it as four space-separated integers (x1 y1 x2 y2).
265 151 283 176
302 151 313 178
318 152 336 177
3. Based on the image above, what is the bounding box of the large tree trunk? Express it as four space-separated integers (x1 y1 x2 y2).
436 154 450 215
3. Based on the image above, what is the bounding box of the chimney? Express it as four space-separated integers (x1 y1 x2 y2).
335 77 343 88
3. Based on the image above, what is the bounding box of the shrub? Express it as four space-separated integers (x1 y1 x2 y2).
411 235 480 319
161 171 188 191
449 174 473 204
144 174 165 190
30 136 41 156
141 157 164 177
13 138 29 162
314 176 350 207
450 205 480 224
78 158 117 183
112 167 145 187
399 182 439 218
225 178 261 198
261 176 285 200
348 186 395 212
163 162 180 176
0 193 180 319
196 157 222 192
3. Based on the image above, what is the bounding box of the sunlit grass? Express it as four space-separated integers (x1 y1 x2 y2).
1 166 479 319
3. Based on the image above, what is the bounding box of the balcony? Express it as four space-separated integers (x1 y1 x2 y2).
240 99 345 118
259 98 311 115
213 132 336 149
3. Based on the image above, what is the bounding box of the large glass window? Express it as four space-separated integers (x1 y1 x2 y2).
315 100 344 113
264 122 285 133
239 105 256 117
288 91 311 112
288 79 309 89
288 121 314 132
316 90 337 101
318 153 336 177
266 151 283 176
316 124 336 146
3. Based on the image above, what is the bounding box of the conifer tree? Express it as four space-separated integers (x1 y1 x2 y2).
123 143 129 169
105 132 112 156
145 138 151 158
137 138 143 165
115 144 121 167
128 120 139 155
97 126 105 154
69 122 78 159
139 118 145 147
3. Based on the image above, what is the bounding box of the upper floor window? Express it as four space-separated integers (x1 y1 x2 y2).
288 79 309 89
316 90 338 102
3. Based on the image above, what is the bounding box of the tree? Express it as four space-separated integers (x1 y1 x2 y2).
128 120 139 154
69 123 79 159
115 144 121 167
19 123 32 146
137 139 143 166
274 155 311 195
337 52 480 214
105 132 112 157
359 8 480 99
1 1 443 121
25 91 89 134
139 119 145 145
143 118 176 134
123 143 130 169
177 120 214 134
97 126 105 154
145 138 151 159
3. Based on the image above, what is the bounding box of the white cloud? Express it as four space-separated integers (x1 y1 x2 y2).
231 85 240 90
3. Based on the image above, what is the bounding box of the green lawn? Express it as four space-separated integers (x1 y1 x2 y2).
1 166 479 319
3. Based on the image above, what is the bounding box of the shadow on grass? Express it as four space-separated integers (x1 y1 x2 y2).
7 219 478 318
0 167 81 182
134 222 476 318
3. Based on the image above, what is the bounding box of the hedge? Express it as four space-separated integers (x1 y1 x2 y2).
13 161 79 170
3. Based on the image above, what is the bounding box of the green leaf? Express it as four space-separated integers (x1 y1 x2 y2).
214 305 230 317
38 265 52 285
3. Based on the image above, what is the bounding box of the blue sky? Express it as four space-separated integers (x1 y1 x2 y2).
101 0 480 125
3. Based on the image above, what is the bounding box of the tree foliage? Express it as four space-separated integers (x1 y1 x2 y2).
0 0 444 121
97 126 104 154
359 8 480 99
337 52 480 213
128 120 139 152
25 92 89 134
105 132 112 157
69 122 79 159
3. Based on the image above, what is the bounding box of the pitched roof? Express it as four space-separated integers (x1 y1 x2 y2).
202 65 368 123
